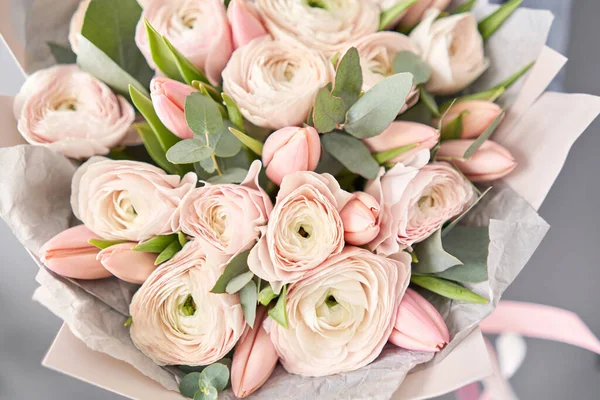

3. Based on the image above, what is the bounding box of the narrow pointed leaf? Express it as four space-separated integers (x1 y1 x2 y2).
135 123 187 175
144 19 182 81
211 250 250 293
490 61 535 91
178 232 189 247
239 279 258 327
268 285 289 328
440 111 468 141
410 275 489 304
454 0 476 14
222 93 245 130
155 240 182 265
164 38 209 85
373 144 418 164
133 234 178 253
379 0 419 30
225 271 255 294
229 127 264 156
258 285 277 306
420 87 440 117
478 0 523 40
129 85 180 150
88 239 127 250
464 111 505 158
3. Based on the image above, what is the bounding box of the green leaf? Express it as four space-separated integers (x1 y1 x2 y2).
332 47 363 112
397 102 433 125
222 93 245 130
81 0 153 87
144 19 182 81
258 285 277 306
78 37 148 97
180 372 202 398
191 81 223 105
411 275 489 304
194 386 218 400
442 186 492 236
440 111 468 141
478 0 523 40
489 61 534 92
211 250 250 293
124 316 133 327
379 0 419 30
313 87 346 133
207 168 248 184
373 144 418 164
164 38 209 85
179 359 232 374
88 239 127 250
453 87 506 106
199 363 229 392
453 0 476 13
185 93 224 148
393 51 432 86
48 42 77 64
166 138 213 164
321 132 379 179
434 226 489 283
133 234 178 253
239 279 258 327
225 271 255 294
268 285 289 328
413 229 463 274
215 122 242 158
345 72 414 139
198 157 217 174
229 127 264 156
178 232 189 247
135 123 187 175
463 111 505 158
420 87 440 117
155 240 182 265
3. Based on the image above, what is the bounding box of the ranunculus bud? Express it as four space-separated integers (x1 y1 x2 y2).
97 243 158 284
231 306 279 398
68 0 91 53
410 10 489 95
363 121 440 164
398 0 452 31
389 288 450 352
227 0 269 49
262 126 321 186
339 192 380 246
441 101 504 139
150 77 197 140
437 140 517 182
40 225 112 280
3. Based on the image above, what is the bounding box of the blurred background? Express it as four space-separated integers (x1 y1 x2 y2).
1 0 599 399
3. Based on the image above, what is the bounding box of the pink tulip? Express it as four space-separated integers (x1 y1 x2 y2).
150 77 197 140
389 288 450 352
40 225 112 280
97 243 158 285
398 0 452 31
437 139 517 182
227 0 269 49
441 100 504 139
262 126 321 186
363 121 440 164
231 306 278 398
339 192 381 246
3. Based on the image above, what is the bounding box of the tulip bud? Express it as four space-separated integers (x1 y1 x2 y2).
262 126 321 186
231 306 278 398
398 0 452 31
339 192 381 246
389 288 450 352
40 225 112 280
97 243 158 284
437 139 517 182
227 0 269 49
150 77 197 140
363 121 440 164
441 100 504 139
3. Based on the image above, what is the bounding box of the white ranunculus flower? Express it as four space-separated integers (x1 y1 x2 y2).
255 0 379 57
13 65 135 159
71 158 197 241
129 240 245 366
410 10 489 95
247 171 352 293
222 36 334 129
266 247 411 376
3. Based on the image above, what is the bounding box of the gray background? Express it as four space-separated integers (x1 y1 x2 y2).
1 0 599 399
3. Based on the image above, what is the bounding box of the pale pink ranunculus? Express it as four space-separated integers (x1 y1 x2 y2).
68 0 91 53
350 32 420 111
150 77 198 140
262 126 321 186
222 36 334 129
363 121 440 164
440 100 504 139
227 0 269 49
398 0 452 31
366 161 475 255
135 0 233 86
266 247 411 376
129 240 245 366
410 10 489 95
13 65 135 159
247 171 352 293
71 157 197 242
255 0 379 57
97 242 158 284
176 161 272 256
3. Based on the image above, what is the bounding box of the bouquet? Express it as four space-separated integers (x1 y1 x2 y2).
2 0 600 399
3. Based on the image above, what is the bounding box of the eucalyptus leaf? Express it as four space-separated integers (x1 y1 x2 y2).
133 234 178 253
198 156 216 174
155 240 182 265
478 0 523 40
345 72 414 139
211 251 250 293
135 123 186 175
88 239 127 250
464 111 505 158
225 271 255 294
207 168 248 184
199 363 229 392
440 111 468 141
313 87 345 133
166 139 213 164
48 42 77 64
229 128 264 156
239 279 258 327
185 93 224 148
321 133 379 179
193 386 218 400
222 93 245 130
144 18 182 81
332 47 362 112
179 372 202 398
179 358 232 374
268 285 289 328
215 122 242 158
419 87 440 117
379 0 419 30
413 229 463 274
81 0 153 87
434 226 489 283
411 275 489 304
393 51 432 86
258 285 277 306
